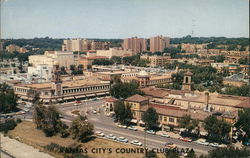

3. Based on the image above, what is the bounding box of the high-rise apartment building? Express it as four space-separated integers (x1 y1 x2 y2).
150 35 170 53
62 38 110 52
123 37 147 53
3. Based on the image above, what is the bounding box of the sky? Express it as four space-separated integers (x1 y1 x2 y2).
1 0 249 39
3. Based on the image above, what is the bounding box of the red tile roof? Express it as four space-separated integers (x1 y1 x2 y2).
125 94 148 102
105 97 118 102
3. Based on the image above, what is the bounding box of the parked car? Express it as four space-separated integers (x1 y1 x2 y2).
195 139 209 146
165 142 177 149
121 125 127 129
23 108 30 112
95 131 105 137
179 137 192 142
209 143 219 147
16 111 25 115
128 126 137 131
92 110 97 114
219 144 227 148
117 124 123 128
105 134 116 140
113 119 118 123
116 137 128 143
145 130 156 135
130 140 143 146
160 133 170 138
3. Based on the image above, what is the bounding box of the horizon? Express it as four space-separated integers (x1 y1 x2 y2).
1 0 249 39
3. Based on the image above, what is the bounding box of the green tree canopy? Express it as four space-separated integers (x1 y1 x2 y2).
110 81 144 99
114 101 132 124
70 115 94 142
142 107 158 130
204 115 231 143
178 115 199 133
0 83 18 113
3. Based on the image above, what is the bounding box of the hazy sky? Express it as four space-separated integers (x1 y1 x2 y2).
1 0 249 39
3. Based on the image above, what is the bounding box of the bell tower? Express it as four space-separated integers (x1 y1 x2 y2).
182 70 193 91
52 61 62 96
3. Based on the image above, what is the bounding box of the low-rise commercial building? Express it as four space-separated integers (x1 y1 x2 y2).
141 55 171 67
96 47 134 59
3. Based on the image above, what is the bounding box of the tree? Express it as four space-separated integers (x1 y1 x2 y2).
27 89 40 104
70 115 94 142
234 108 250 143
0 83 18 113
238 57 249 65
144 150 157 158
33 105 68 137
178 115 199 133
223 84 250 97
110 82 144 99
186 149 197 158
164 149 179 158
114 101 132 124
207 146 250 158
204 115 231 143
60 66 67 74
142 107 158 130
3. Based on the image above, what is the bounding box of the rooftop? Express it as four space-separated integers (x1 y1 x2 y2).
125 94 148 102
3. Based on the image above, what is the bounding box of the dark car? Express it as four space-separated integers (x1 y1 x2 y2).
113 118 118 123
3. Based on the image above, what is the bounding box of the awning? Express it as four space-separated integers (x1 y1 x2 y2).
51 99 57 102
105 92 110 94
20 96 28 99
139 120 145 125
86 94 95 97
76 95 86 99
64 96 75 100
130 119 138 124
97 92 106 96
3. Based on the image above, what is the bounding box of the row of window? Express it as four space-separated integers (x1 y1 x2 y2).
62 85 110 94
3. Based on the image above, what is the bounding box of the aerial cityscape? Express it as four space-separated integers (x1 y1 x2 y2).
0 0 249 158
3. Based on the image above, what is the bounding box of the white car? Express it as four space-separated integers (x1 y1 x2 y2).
219 144 227 148
121 125 127 129
95 131 105 137
128 126 137 131
105 134 116 140
130 140 143 146
209 143 219 147
195 139 209 146
160 133 170 138
92 110 97 114
23 108 30 112
116 137 128 143
146 130 156 135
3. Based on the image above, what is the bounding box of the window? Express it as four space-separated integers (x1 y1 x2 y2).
159 115 162 121
163 116 167 121
169 117 175 123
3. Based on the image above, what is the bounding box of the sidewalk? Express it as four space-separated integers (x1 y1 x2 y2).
0 134 54 158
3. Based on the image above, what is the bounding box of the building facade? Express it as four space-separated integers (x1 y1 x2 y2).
62 38 110 52
122 37 147 53
141 55 171 67
29 51 75 69
150 35 170 53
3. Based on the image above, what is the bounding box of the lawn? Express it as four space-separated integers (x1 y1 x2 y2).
8 121 166 158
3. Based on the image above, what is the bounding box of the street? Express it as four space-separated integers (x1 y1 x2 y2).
13 99 214 156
